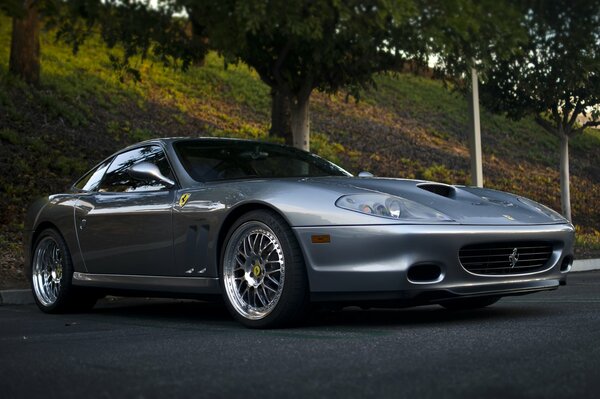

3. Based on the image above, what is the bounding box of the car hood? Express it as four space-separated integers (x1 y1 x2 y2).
304 177 567 225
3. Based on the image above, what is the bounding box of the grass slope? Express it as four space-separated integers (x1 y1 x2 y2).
1 16 599 287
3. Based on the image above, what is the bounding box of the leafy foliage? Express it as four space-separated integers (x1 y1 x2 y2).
188 0 421 99
479 0 600 134
0 0 25 17
52 0 429 145
50 0 207 76
419 0 528 83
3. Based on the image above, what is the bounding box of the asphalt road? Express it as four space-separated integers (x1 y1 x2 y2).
1 272 600 399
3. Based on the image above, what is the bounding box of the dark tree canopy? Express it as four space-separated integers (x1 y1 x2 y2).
1 0 26 16
50 0 207 77
480 0 600 133
188 1 418 96
417 0 528 86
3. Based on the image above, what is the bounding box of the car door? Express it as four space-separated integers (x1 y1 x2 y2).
75 145 176 276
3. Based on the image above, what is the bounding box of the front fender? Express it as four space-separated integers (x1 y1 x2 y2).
23 195 84 277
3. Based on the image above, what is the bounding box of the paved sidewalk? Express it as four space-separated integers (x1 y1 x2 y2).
2 259 598 306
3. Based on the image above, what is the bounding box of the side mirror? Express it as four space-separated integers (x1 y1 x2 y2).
358 171 374 177
128 162 175 188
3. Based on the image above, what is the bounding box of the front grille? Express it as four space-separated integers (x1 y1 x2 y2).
459 242 553 275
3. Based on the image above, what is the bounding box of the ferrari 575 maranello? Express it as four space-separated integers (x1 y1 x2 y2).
25 138 575 327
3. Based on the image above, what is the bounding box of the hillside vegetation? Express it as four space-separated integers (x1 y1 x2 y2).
1 16 599 287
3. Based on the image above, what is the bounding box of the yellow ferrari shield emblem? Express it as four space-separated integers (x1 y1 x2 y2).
179 193 191 207
253 264 261 276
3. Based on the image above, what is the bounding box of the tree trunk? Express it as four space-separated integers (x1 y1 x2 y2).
559 133 572 221
189 14 208 67
269 88 293 145
9 0 40 86
290 95 310 151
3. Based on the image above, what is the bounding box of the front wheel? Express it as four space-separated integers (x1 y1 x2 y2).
31 228 97 313
220 210 308 328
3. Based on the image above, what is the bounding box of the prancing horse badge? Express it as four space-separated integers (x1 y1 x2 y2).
179 193 191 207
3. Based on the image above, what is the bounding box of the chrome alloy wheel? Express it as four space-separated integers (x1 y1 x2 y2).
32 236 64 306
223 222 285 320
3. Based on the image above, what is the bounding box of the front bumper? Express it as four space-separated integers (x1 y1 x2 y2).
293 223 574 303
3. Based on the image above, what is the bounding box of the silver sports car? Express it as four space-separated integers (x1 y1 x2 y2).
25 137 575 327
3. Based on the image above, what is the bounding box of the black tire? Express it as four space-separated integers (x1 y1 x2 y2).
220 210 309 328
440 296 500 310
31 228 98 313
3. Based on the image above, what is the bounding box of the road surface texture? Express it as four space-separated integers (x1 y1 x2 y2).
1 272 599 398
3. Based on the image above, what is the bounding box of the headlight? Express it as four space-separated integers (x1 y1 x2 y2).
335 193 452 221
517 197 566 222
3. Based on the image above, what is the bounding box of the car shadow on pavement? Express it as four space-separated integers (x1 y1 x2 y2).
304 303 561 329
90 298 235 326
86 297 561 330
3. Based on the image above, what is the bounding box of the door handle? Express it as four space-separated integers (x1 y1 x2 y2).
79 219 87 230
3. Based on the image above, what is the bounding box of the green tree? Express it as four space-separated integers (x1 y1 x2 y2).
56 0 423 150
187 0 422 149
478 0 600 221
51 0 205 77
417 0 527 86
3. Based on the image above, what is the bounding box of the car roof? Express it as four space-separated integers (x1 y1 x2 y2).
116 136 269 154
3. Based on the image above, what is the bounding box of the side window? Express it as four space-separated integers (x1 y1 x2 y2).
98 146 174 193
73 159 112 192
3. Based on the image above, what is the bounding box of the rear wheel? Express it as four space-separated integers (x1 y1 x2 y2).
31 228 97 313
221 210 308 328
440 296 500 310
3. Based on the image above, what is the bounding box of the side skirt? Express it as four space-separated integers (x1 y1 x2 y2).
72 272 221 294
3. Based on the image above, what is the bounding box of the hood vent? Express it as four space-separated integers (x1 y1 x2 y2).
417 183 455 198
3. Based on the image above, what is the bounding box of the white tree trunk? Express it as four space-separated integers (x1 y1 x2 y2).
468 67 483 187
290 96 310 151
559 133 572 221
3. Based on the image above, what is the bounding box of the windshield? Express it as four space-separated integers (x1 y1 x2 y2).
174 139 351 182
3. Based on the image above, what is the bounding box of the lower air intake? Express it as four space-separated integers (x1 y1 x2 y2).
459 242 553 275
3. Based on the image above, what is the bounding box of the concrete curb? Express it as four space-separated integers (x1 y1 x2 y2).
572 258 600 273
0 289 34 305
0 259 598 306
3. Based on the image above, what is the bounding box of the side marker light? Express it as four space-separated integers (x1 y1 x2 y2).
311 235 331 244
